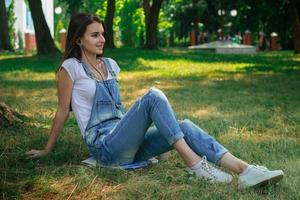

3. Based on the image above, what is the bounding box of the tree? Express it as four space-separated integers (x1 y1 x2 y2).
7 0 16 50
289 0 300 54
120 0 137 46
0 0 13 51
120 0 145 47
143 0 163 49
105 0 116 48
28 0 59 55
58 0 83 18
171 0 208 40
69 1 81 18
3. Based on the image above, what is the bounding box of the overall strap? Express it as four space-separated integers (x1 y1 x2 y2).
102 58 116 78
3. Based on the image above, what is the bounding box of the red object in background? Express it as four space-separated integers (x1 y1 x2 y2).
270 32 278 51
190 30 196 46
59 31 67 50
25 32 36 52
244 30 251 45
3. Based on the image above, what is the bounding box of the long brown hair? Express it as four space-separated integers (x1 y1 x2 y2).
59 13 105 70
57 13 105 111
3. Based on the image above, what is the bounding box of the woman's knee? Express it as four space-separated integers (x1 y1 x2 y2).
179 119 213 142
178 119 195 135
144 87 168 102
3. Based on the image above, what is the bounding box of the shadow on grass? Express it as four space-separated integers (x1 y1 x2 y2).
108 48 300 72
0 79 55 90
1 49 299 74
237 64 300 73
0 53 62 73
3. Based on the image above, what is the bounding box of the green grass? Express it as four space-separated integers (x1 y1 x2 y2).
1 48 300 199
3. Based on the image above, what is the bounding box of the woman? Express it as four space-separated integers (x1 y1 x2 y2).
26 13 284 188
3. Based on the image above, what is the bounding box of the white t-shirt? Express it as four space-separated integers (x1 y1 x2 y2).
61 57 121 137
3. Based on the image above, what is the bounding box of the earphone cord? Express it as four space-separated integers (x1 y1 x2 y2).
81 47 115 101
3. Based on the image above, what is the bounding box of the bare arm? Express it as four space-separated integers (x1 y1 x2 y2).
26 68 73 159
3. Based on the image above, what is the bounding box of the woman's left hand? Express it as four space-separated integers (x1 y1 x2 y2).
25 149 49 159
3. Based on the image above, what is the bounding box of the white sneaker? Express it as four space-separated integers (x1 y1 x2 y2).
238 165 284 189
187 156 233 184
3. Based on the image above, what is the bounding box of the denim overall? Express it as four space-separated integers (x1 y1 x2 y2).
81 58 228 167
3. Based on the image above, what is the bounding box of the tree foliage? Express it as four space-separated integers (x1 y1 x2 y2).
119 0 144 47
163 0 298 50
12 0 300 52
7 0 16 49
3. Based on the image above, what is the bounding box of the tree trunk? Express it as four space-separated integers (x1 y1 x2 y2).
0 0 13 51
27 0 59 55
105 0 115 48
143 0 150 28
143 0 163 49
289 0 300 54
142 0 150 47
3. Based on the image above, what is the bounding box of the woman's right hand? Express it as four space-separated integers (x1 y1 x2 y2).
25 149 49 159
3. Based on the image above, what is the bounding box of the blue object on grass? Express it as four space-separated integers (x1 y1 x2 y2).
81 157 159 169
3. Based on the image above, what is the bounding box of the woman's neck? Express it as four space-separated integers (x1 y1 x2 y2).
81 51 98 66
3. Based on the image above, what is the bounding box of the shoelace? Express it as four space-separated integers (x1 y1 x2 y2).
252 164 268 172
200 156 217 179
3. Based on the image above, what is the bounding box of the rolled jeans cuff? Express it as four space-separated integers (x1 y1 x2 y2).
214 149 229 166
167 131 185 146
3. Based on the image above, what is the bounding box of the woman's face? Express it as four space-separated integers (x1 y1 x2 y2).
80 22 105 55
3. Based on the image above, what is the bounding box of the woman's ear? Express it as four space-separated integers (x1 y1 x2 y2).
76 39 82 46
